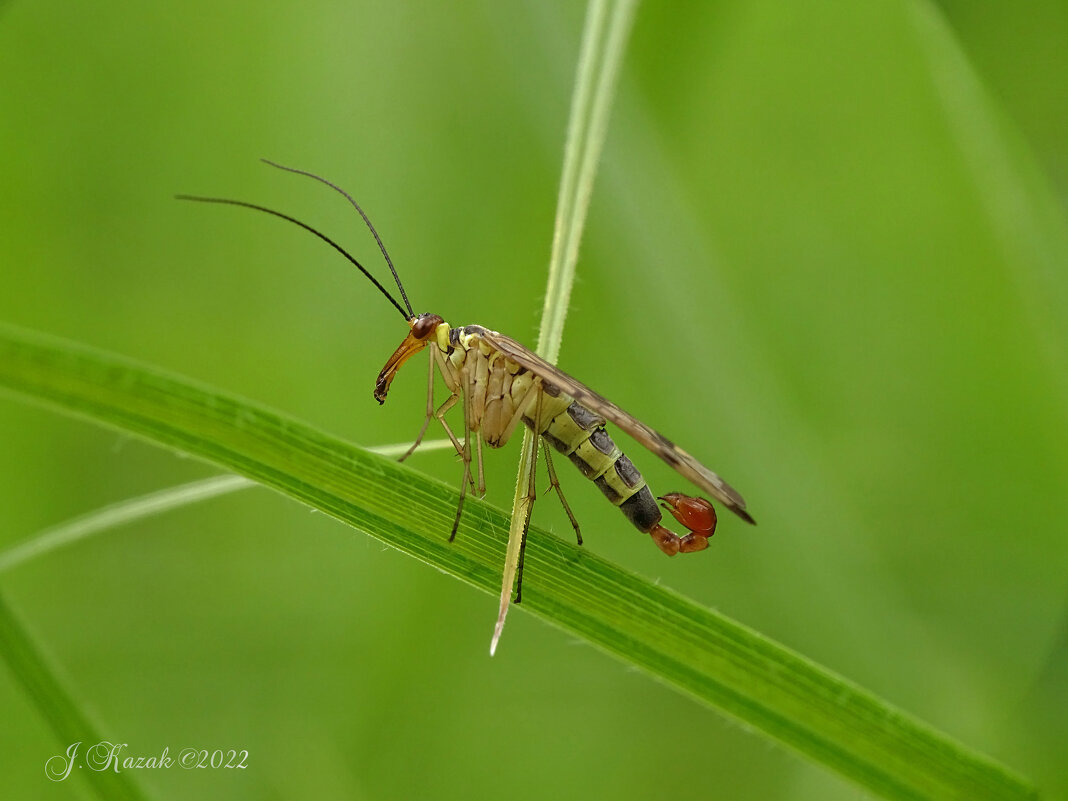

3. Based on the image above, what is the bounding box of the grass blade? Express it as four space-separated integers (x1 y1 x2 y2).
0 323 1038 801
494 0 640 654
0 439 452 575
0 591 152 801
0 475 252 574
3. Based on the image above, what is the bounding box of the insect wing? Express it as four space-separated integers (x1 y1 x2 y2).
474 327 754 523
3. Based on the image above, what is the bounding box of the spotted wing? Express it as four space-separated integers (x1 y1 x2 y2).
474 327 754 524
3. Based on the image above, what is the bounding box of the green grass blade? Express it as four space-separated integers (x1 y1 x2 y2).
0 591 152 801
495 0 640 653
0 475 253 574
0 324 1038 801
537 0 639 363
0 439 452 575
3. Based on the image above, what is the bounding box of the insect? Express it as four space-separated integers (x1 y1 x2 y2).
179 160 755 598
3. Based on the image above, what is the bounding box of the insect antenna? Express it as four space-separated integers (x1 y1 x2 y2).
260 159 415 319
175 194 411 322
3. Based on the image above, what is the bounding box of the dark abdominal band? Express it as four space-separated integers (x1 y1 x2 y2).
523 387 663 534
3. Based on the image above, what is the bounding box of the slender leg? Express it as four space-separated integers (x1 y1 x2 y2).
461 362 478 493
514 394 543 604
475 435 486 498
450 479 468 542
425 350 466 460
432 393 465 458
450 364 478 541
399 353 436 462
541 439 582 546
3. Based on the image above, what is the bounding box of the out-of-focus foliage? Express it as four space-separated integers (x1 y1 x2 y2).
0 2 1064 799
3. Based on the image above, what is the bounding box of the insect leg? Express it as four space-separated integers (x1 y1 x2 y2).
429 393 467 459
514 392 544 604
475 435 486 498
449 363 477 542
541 439 582 546
399 351 436 463
417 352 474 486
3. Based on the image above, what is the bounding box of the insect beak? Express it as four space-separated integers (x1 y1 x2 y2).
374 332 428 404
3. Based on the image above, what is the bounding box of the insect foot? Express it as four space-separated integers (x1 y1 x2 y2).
648 493 719 556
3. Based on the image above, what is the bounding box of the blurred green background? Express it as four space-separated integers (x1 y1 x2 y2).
1 1 1066 799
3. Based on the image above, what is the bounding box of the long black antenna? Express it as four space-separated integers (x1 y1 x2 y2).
260 159 415 319
175 194 411 322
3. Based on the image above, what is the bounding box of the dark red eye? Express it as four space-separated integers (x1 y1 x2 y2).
411 313 443 339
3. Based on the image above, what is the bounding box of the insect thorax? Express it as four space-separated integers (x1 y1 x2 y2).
439 324 662 533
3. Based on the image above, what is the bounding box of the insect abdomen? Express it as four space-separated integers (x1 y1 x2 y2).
526 389 662 534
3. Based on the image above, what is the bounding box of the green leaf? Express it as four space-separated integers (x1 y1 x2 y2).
0 324 1037 801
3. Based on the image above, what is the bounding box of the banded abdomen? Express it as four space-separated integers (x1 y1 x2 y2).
521 384 663 535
